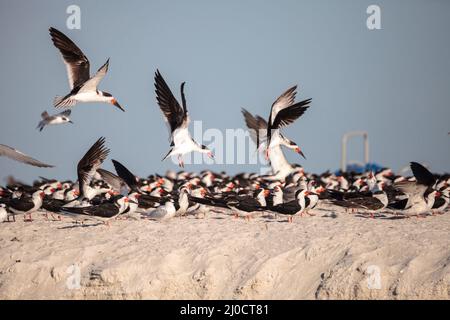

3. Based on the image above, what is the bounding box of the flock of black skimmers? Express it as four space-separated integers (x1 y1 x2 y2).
0 28 449 225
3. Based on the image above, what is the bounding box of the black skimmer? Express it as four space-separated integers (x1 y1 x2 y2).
0 144 54 168
388 162 438 217
49 27 124 111
242 108 305 158
37 110 73 132
268 189 312 222
75 137 110 201
154 70 213 167
8 190 45 222
329 183 388 218
431 186 449 215
265 86 311 159
61 195 131 225
187 187 267 220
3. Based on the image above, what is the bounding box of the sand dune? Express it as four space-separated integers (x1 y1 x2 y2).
0 206 449 300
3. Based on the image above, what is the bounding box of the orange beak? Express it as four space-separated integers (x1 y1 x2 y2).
111 98 125 112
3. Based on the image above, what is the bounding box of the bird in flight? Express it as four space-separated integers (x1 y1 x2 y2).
154 69 213 168
0 144 54 168
36 110 73 132
49 27 124 112
265 86 311 159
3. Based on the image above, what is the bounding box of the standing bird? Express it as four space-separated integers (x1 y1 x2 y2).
265 86 311 159
0 144 54 168
61 195 130 225
388 162 438 217
154 70 213 168
49 27 124 111
8 190 45 222
37 110 73 132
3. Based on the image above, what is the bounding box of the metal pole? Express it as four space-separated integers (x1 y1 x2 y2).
341 131 369 173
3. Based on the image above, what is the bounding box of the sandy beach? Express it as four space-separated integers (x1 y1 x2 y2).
0 205 449 300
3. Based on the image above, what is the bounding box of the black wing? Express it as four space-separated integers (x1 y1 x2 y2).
111 159 139 192
270 98 311 130
268 85 298 126
9 198 35 211
49 27 90 89
77 137 110 197
242 108 268 148
410 162 436 187
154 70 187 134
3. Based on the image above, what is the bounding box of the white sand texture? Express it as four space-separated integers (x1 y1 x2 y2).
0 205 449 300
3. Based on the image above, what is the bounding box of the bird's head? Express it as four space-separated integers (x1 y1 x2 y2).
286 140 306 159
102 92 125 112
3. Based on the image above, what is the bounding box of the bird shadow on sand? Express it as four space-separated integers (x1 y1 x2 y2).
354 214 408 220
57 222 103 229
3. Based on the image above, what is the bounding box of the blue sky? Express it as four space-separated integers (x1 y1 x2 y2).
0 0 449 183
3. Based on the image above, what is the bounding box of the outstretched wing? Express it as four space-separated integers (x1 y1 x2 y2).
268 86 297 126
49 27 90 89
270 98 311 130
78 59 109 93
77 137 110 197
97 168 128 194
154 70 188 135
58 109 72 117
0 144 54 168
410 162 435 187
241 108 267 148
112 159 140 192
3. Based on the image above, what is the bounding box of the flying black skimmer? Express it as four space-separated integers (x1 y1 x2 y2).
37 110 73 132
0 144 54 168
8 190 45 222
388 162 439 217
49 27 124 111
242 108 305 158
265 86 311 159
61 195 131 225
154 70 213 167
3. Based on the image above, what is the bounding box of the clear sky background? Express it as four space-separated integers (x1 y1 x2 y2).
0 0 449 183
